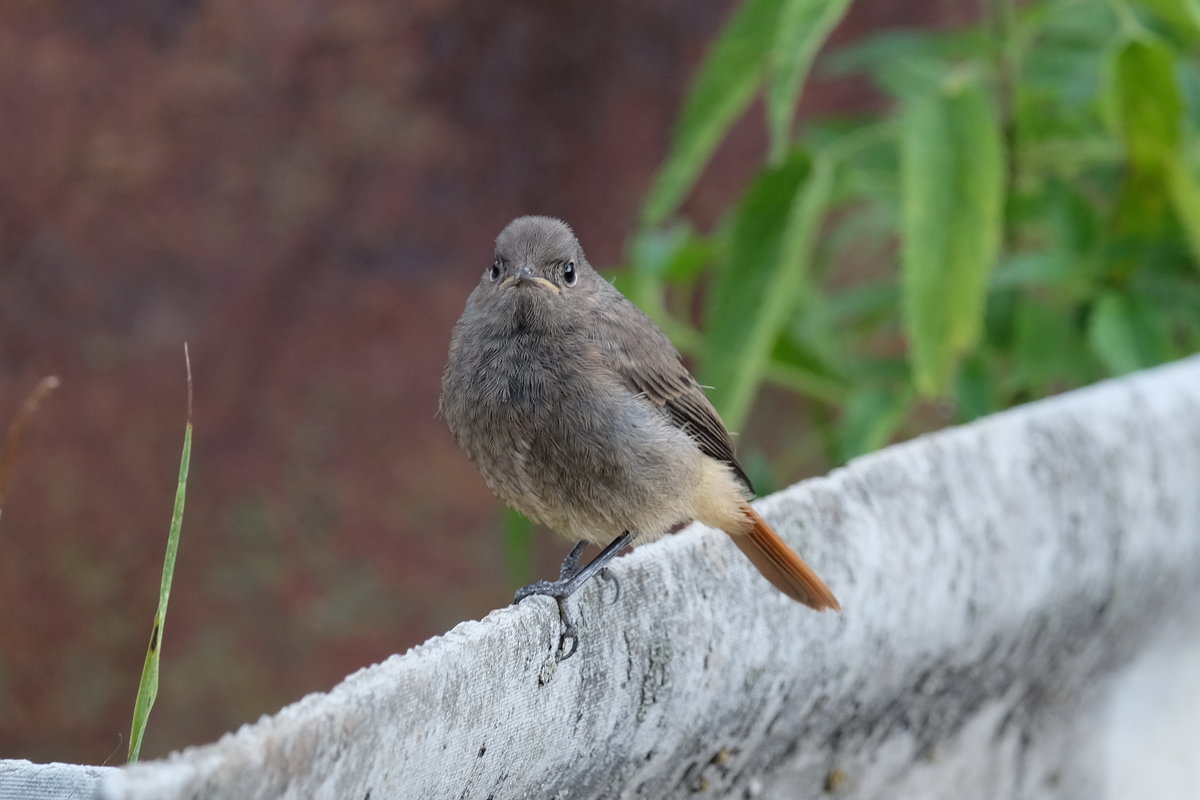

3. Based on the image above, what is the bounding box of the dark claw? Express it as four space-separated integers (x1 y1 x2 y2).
558 634 579 661
554 596 579 661
598 567 620 604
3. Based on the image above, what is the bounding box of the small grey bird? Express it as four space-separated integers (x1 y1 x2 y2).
441 216 838 654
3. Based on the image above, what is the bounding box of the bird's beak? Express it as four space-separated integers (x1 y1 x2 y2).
500 267 561 294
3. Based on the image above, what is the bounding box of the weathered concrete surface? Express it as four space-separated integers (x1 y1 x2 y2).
6 356 1200 799
1099 611 1200 798
0 760 117 800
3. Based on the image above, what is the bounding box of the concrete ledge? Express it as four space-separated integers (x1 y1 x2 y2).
0 760 118 800
5 357 1200 799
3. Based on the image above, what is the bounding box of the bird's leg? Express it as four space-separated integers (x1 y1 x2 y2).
513 530 635 660
548 541 620 602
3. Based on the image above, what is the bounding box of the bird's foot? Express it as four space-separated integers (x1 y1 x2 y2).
512 531 635 661
514 578 580 660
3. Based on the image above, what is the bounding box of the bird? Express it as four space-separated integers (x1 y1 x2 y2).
440 216 839 655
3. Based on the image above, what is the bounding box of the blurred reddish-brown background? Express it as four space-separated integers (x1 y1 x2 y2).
0 0 962 764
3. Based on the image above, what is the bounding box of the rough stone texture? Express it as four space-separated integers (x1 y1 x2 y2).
0 760 117 800
5 357 1200 798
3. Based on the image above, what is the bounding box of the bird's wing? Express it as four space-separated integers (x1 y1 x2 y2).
591 297 754 493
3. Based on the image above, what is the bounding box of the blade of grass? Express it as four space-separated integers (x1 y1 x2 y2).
128 344 193 763
0 376 60 523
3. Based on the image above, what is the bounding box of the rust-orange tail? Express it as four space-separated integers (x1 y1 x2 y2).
728 503 840 611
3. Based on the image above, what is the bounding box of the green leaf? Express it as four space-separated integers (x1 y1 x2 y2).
1134 0 1200 44
1012 298 1091 393
817 282 900 326
836 388 914 462
1126 293 1174 364
900 73 1005 397
701 149 833 431
955 351 997 421
642 0 786 225
1088 293 1140 374
1107 37 1183 172
1105 36 1196 271
990 252 1077 290
765 353 850 406
129 347 192 762
619 225 711 354
1086 291 1172 374
1045 176 1103 261
765 0 853 163
1018 4 1116 110
629 223 715 285
822 29 973 96
1166 152 1200 266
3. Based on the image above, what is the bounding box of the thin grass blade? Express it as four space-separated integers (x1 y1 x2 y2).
128 345 193 762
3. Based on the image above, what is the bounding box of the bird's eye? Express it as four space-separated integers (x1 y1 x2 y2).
563 260 577 286
489 261 501 282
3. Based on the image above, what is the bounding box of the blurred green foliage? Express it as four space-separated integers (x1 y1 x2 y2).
620 0 1200 468
507 0 1200 582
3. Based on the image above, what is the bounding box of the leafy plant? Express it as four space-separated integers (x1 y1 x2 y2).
619 0 1200 471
